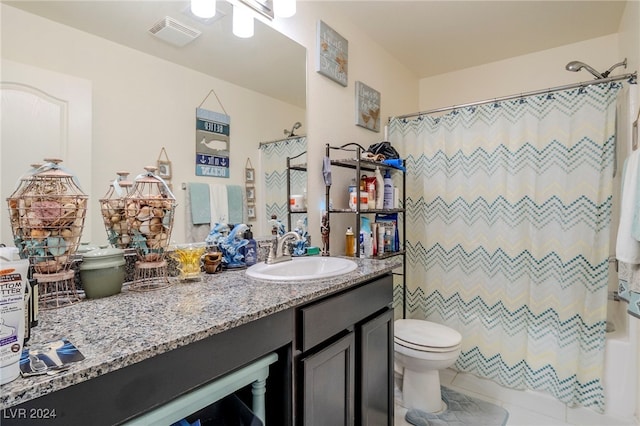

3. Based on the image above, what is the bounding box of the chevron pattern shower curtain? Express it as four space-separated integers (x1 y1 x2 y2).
259 136 306 230
389 83 621 412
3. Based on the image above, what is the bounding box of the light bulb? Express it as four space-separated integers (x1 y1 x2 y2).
233 4 254 38
274 0 296 18
191 0 216 19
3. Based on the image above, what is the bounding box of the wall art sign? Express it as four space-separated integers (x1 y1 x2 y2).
157 147 172 180
355 81 381 132
316 20 348 87
195 107 230 178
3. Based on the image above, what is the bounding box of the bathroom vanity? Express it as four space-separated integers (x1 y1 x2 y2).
0 257 399 425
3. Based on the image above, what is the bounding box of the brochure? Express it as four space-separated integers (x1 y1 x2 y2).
19 338 85 377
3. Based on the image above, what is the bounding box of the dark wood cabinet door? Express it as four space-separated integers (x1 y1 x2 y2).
358 308 394 426
301 332 355 426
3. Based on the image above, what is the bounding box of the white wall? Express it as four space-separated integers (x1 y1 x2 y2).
271 2 419 251
1 4 304 244
418 34 622 112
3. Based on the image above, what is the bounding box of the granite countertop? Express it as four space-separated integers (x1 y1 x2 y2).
0 256 401 410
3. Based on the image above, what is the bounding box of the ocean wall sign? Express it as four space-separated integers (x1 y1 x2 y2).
195 107 230 178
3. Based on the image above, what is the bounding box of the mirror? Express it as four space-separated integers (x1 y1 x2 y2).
259 135 306 235
3 0 305 109
1 1 306 243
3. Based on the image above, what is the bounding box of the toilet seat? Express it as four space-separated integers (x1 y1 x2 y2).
395 319 462 353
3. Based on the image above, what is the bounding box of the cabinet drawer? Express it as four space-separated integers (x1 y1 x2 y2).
299 274 392 352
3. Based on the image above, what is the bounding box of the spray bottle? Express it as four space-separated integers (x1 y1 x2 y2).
383 169 394 209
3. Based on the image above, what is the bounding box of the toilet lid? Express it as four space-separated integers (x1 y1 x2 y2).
395 319 462 351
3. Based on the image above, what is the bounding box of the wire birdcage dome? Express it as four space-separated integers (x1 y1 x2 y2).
6 159 87 308
7 159 87 273
124 166 176 261
100 171 134 249
124 167 176 291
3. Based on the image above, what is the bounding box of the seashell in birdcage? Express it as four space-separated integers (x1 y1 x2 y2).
124 166 176 261
7 159 87 273
100 171 134 249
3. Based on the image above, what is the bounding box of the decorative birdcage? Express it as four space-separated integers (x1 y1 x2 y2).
6 163 42 245
100 171 134 249
6 159 87 308
125 166 176 291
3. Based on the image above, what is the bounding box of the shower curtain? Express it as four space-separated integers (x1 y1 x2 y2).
389 82 622 412
259 136 306 230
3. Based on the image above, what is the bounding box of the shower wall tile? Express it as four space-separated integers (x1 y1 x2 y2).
502 403 569 426
566 405 636 426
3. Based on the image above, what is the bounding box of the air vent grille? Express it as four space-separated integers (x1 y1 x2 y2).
149 16 201 47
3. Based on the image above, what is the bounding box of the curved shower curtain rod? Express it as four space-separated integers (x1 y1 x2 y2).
390 71 637 122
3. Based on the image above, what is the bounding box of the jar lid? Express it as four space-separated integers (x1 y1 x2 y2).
80 247 125 270
82 247 125 258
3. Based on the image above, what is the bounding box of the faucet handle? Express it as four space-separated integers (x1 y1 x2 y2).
267 236 278 263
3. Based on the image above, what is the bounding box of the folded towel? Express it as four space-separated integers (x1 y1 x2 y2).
616 150 640 263
227 185 244 224
209 184 229 225
633 155 640 241
188 183 211 225
323 156 332 185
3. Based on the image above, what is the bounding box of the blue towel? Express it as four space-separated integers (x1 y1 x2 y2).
188 183 211 225
227 185 244 224
382 158 406 171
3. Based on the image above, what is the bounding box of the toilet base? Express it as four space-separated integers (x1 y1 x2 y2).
402 368 446 414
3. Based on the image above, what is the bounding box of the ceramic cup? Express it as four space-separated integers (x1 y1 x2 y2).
203 252 223 274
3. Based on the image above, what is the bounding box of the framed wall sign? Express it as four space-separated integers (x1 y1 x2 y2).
316 20 348 87
157 147 172 179
245 167 255 183
355 81 381 132
246 186 256 202
247 204 256 220
195 107 230 178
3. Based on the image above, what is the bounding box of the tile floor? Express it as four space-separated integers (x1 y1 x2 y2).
394 369 637 426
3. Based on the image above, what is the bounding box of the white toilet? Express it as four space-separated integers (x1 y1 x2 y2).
394 319 462 413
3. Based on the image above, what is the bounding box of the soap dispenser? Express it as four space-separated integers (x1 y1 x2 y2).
243 225 257 266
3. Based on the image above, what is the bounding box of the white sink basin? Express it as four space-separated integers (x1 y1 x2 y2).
246 256 358 281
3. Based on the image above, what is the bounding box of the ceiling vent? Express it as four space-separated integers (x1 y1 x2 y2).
149 17 201 47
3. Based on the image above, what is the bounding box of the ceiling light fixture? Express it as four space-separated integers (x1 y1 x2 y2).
191 0 217 19
232 3 254 38
274 0 296 18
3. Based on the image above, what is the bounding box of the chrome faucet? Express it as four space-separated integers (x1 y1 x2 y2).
266 231 303 264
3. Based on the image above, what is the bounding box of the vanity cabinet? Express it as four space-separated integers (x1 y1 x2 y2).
295 273 394 425
2 309 294 426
